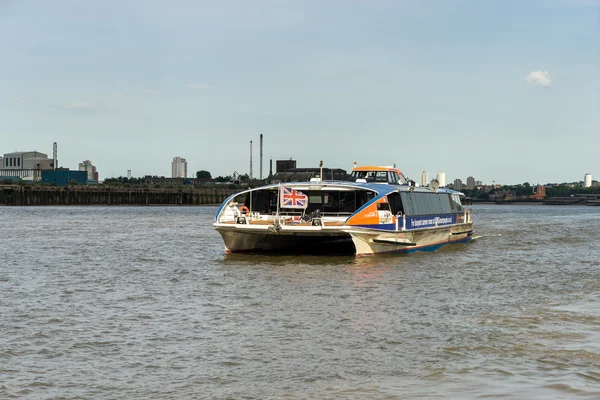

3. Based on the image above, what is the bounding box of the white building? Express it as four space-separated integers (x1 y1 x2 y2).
172 157 188 178
420 171 428 187
584 173 592 188
0 151 55 181
437 172 446 187
79 160 98 181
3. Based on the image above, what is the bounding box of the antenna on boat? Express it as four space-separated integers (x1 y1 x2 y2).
319 160 323 183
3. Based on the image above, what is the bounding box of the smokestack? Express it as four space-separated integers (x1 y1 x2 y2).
259 134 263 180
249 140 253 179
53 142 57 170
269 158 273 177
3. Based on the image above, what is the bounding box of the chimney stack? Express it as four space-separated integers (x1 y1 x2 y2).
249 140 253 179
259 134 263 180
53 142 57 169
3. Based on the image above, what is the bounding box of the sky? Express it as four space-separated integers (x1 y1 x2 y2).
1 0 599 185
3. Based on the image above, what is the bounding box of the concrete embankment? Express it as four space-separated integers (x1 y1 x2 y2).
0 185 236 206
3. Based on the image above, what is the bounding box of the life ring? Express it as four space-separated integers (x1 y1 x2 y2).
239 206 250 215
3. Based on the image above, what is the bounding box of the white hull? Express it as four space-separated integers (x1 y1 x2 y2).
348 223 474 256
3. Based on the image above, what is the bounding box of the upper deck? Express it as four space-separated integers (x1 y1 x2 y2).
348 165 407 185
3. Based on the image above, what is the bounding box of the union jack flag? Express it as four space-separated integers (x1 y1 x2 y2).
280 186 308 208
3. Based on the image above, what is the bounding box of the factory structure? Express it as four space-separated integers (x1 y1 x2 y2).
0 142 99 185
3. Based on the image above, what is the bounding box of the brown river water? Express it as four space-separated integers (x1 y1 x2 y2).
1 204 599 399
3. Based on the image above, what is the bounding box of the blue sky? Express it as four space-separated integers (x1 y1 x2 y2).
1 0 598 184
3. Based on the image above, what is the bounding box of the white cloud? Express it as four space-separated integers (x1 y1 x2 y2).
185 83 215 89
524 70 552 88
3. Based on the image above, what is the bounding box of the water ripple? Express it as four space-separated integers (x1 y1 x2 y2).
0 205 599 399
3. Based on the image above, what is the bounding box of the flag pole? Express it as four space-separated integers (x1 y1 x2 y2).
276 183 281 218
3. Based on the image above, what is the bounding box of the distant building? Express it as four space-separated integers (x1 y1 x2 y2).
420 171 428 187
584 173 592 188
127 170 132 179
0 151 55 181
454 178 463 191
466 176 475 190
437 172 446 187
172 157 187 178
276 159 297 174
476 180 482 186
79 160 98 181
531 185 546 199
42 170 88 186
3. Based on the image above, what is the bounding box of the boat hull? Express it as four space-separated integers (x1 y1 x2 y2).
348 223 473 256
214 224 353 254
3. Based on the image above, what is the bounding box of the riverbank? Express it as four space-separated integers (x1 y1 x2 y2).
0 185 235 206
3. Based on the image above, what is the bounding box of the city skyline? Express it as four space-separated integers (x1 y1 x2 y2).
1 1 598 184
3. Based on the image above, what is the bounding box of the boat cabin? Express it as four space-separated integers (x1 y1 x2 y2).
348 165 406 185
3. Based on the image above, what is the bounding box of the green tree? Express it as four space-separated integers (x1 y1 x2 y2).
214 175 232 182
196 170 212 179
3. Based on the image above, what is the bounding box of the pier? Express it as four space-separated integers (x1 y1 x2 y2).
0 185 235 206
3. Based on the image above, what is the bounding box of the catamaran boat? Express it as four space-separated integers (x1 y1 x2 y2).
213 166 473 256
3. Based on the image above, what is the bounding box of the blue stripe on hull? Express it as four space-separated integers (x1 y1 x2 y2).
371 236 472 256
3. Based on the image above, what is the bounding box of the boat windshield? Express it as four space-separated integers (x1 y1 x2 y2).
349 170 401 184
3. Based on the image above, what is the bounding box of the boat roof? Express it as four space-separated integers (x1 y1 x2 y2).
352 165 403 174
227 181 460 196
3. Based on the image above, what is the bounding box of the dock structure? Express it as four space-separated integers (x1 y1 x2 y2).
0 185 235 206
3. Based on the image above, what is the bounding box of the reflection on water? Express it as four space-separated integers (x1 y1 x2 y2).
1 205 599 399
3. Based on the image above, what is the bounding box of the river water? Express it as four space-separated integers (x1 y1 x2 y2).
1 205 599 399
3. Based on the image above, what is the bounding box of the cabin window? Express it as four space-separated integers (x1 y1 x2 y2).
306 190 374 215
387 192 404 215
245 190 277 213
400 192 454 216
388 172 399 184
449 194 464 212
377 201 390 211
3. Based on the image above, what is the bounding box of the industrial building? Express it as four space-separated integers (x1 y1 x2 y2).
172 157 188 178
0 151 55 181
271 167 348 183
276 159 297 174
41 170 88 186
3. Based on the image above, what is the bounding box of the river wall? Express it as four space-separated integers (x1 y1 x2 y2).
0 185 236 206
